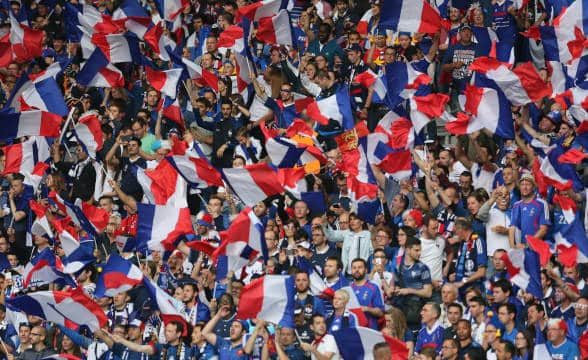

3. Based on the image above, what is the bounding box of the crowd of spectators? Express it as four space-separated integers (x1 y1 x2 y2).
0 0 587 359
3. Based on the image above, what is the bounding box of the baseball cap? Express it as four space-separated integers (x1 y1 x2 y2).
297 241 311 250
459 23 472 32
546 110 563 125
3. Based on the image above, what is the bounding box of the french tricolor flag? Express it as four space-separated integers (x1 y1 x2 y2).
166 151 223 189
8 11 43 62
354 69 388 102
538 147 583 192
255 9 293 46
74 111 104 159
142 277 187 333
84 32 141 64
66 3 121 34
51 218 94 274
306 86 354 130
332 327 409 360
0 110 62 140
94 253 144 298
383 62 432 108
221 164 284 207
136 203 193 252
145 66 183 98
409 90 449 134
501 248 543 299
2 136 50 176
447 84 513 138
7 288 108 331
29 200 53 238
278 167 307 194
76 49 124 88
237 0 287 21
23 248 75 288
380 0 441 34
48 193 108 237
143 23 177 61
112 0 152 38
154 0 189 21
264 136 307 168
212 207 267 272
134 161 187 208
5 62 65 112
18 77 68 116
469 57 553 106
236 275 295 328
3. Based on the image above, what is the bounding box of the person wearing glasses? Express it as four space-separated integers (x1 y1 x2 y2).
566 296 588 342
9 326 55 360
440 338 459 360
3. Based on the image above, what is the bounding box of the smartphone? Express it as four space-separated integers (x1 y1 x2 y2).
375 258 382 265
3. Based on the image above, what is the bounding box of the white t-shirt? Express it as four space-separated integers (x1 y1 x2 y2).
471 163 495 194
486 205 511 256
312 334 340 360
419 236 445 281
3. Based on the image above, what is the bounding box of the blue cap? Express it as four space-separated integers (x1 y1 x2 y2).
459 23 472 32
546 110 562 125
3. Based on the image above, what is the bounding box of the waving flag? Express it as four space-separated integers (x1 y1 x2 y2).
447 84 514 138
236 275 295 328
307 86 354 129
221 164 284 207
264 137 307 168
470 58 552 105
380 0 441 34
8 11 43 62
332 327 409 360
48 193 106 237
112 0 152 38
23 248 75 288
50 219 94 274
17 77 68 116
95 253 143 298
538 147 583 192
83 32 141 64
383 62 431 108
143 22 178 61
7 288 107 331
166 153 223 189
336 287 369 327
154 0 188 20
0 111 62 140
501 248 542 299
65 3 121 35
29 200 53 238
213 207 267 271
2 136 50 176
526 235 553 268
77 49 124 88
142 277 187 333
40 354 82 360
73 111 104 159
145 66 183 98
4 62 65 112
255 10 292 46
136 203 193 252
409 91 449 134
238 0 286 21
134 161 187 207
